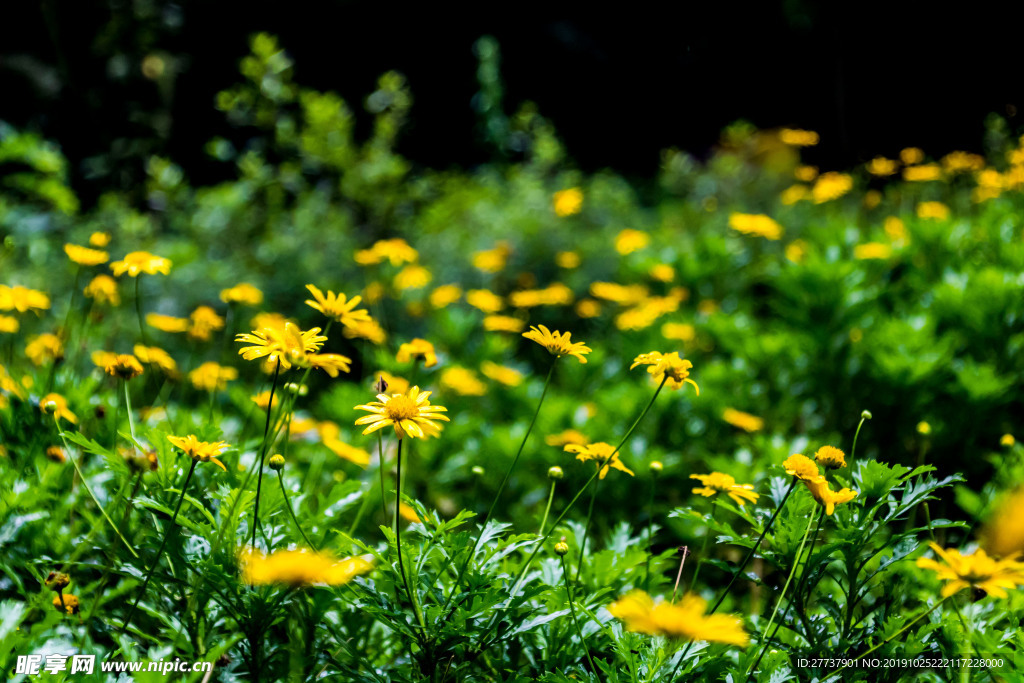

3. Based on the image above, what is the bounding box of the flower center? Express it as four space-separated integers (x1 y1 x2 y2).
384 395 419 421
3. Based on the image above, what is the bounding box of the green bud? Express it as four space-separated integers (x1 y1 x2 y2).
547 466 564 480
268 454 285 471
649 460 663 475
471 465 485 476
554 541 569 556
861 410 872 420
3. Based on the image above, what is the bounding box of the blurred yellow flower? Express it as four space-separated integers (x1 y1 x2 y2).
240 548 373 587
343 319 387 345
565 442 634 479
903 164 942 182
782 454 820 481
429 284 462 309
917 201 950 220
251 390 280 411
0 285 51 314
46 446 67 463
553 188 583 216
110 251 171 277
189 306 225 341
690 472 759 506
105 354 144 380
630 351 698 393
884 216 908 244
723 408 763 432
900 147 924 165
803 476 857 515
867 157 899 176
394 265 432 291
509 283 573 308
188 362 238 392
812 172 853 203
318 422 372 467
608 590 748 645
168 434 230 471
814 445 846 469
84 275 120 305
794 165 818 182
661 322 696 343
575 298 601 318
363 281 386 304
981 488 1024 558
523 325 591 363
147 313 189 333
398 502 422 523
396 338 438 367
440 367 487 396
354 238 418 266
466 289 504 313
615 229 650 255
863 190 882 209
590 282 649 305
220 283 264 306
917 421 932 435
649 263 675 282
556 251 581 269
779 129 819 147
780 184 808 205
483 315 526 333
91 350 118 370
26 334 64 366
785 239 808 264
89 231 111 247
916 543 1024 598
305 285 371 328
480 361 523 387
942 151 984 174
64 244 109 266
729 213 783 240
472 241 512 273
0 316 18 334
53 594 80 615
545 429 588 447
133 345 177 374
40 393 77 424
354 386 450 439
854 242 893 260
1001 434 1016 448
371 371 410 396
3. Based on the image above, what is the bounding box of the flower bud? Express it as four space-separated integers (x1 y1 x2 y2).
861 410 872 420
53 594 79 615
45 572 70 591
554 541 569 556
268 454 285 471
547 466 564 481
649 460 663 475
917 421 931 436
471 465 485 476
284 382 308 396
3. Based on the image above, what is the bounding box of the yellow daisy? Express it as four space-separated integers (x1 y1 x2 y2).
608 590 748 645
522 325 591 363
564 442 634 479
167 434 230 471
690 472 759 506
240 548 373 587
305 284 372 328
916 543 1024 598
110 251 171 277
354 386 449 440
630 351 699 393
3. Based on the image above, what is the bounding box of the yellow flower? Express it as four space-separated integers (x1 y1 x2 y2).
188 306 225 341
575 299 601 318
522 325 591 363
728 213 783 240
917 201 950 220
64 244 109 266
429 284 463 308
556 251 581 269
794 165 818 182
915 543 1024 598
0 285 51 313
649 263 675 282
903 164 942 182
26 334 64 366
133 345 177 374
779 128 819 147
803 477 858 515
394 264 432 290
615 229 650 255
237 323 348 376
867 157 899 176
661 323 695 343
811 172 853 203
53 594 80 615
472 241 512 273
608 590 748 646
399 502 422 523
780 184 808 205
0 364 26 400
371 371 410 396
854 242 893 260
814 445 847 469
318 422 372 467
917 421 932 435
884 217 908 244
546 429 589 448
900 147 924 165
981 488 1024 558
110 251 171 277
105 354 144 380
440 367 487 396
91 350 118 370
304 284 372 327
509 283 574 308
84 275 120 305
565 442 634 479
167 434 230 471
354 238 418 266
483 315 526 333
40 393 77 424
354 385 450 439
396 338 438 368
250 312 293 332
146 313 189 333
782 454 820 481
553 188 583 216
89 231 111 247
188 362 238 392
785 239 808 264
863 190 882 209
220 283 264 306
941 151 984 174
590 282 649 305
251 390 280 411
630 351 699 393
0 316 18 334
480 361 523 387
1001 434 1016 448
240 548 373 587
343 319 387 345
46 445 67 463
722 408 764 432
690 472 759 506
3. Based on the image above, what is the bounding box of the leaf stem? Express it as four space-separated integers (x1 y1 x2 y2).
251 359 281 550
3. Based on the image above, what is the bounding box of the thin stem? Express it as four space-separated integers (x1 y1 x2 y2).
119 460 197 637
377 432 388 522
394 439 427 635
644 474 657 591
251 360 282 550
123 380 137 444
538 480 556 537
850 416 867 462
277 470 316 550
574 482 600 583
134 276 148 346
559 554 597 674
689 505 716 593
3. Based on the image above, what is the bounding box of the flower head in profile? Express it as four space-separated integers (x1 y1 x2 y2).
615 229 650 255
105 354 144 380
565 442 633 479
391 337 437 368
110 251 171 277
782 454 821 482
429 284 463 309
84 275 120 305
480 361 524 387
630 351 699 393
728 213 783 240
0 285 51 314
237 323 349 376
483 315 526 333
305 285 372 328
802 477 857 516
354 238 418 266
0 315 18 334
318 422 372 467
354 386 450 440
188 306 225 341
90 232 111 247
240 548 373 587
814 445 846 469
545 429 589 448
343 318 387 345
53 594 80 615
440 367 487 396
916 543 1024 598
64 244 109 267
472 242 512 273
220 283 264 306
40 393 77 424
523 325 591 363
26 334 64 366
147 313 189 333
188 362 238 392
133 345 178 375
168 434 230 471
466 289 504 313
980 488 1024 559
608 590 748 645
690 472 759 507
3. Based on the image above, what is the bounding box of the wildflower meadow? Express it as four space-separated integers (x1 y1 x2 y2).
3 33 1024 682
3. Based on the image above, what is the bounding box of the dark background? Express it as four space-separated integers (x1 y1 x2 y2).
2 0 1023 203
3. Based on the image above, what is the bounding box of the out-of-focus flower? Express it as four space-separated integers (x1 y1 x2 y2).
394 265 432 291
354 238 418 266
546 429 589 447
343 319 387 345
46 446 67 463
0 316 18 334
429 284 462 309
480 361 523 387
105 354 144 380
794 165 818 182
509 283 573 308
729 213 783 240
396 338 438 367
690 472 759 506
53 594 80 615
472 241 512 273
785 239 808 263
916 543 1024 598
26 334 64 366
917 421 932 435
553 188 583 216
523 325 591 363
40 393 77 424
440 367 487 396
483 315 526 333
609 590 748 645
863 190 882 209
189 306 225 341
854 242 893 260
565 442 634 479
780 185 808 205
110 251 171 277
371 371 409 396
318 422 372 467
188 362 238 392
779 129 819 147
0 285 50 314
867 157 899 176
812 172 853 203
649 263 675 282
220 283 264 306
917 201 950 220
900 147 925 165
240 548 373 586
146 313 189 333
89 232 111 247
615 229 650 255
903 164 942 182
884 217 908 244
84 275 120 305
556 251 581 269
661 322 696 343
1001 434 1016 448
942 151 985 174
575 299 601 318
723 408 763 432
64 244 109 266
981 488 1024 558
466 289 504 313
133 345 177 375
590 282 649 305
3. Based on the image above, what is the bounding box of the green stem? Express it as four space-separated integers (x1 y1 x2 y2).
277 470 316 550
689 505 716 594
251 360 282 550
134 276 148 346
394 439 427 636
538 480 556 537
850 416 867 462
560 554 597 674
119 459 197 637
54 416 139 558
123 380 137 444
377 432 388 523
574 482 600 583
